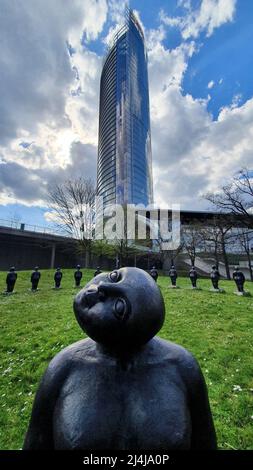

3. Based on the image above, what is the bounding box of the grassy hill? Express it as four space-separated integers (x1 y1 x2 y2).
0 269 253 450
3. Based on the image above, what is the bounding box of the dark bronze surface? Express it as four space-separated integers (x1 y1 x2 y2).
23 267 216 450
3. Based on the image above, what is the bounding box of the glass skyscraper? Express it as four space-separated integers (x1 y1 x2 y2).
97 9 153 208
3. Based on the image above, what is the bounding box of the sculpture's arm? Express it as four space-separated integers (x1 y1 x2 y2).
182 355 217 450
23 358 67 449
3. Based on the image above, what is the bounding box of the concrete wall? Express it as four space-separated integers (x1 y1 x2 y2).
0 231 80 270
0 229 118 271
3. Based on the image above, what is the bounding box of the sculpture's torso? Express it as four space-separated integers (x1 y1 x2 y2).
53 338 191 450
23 268 217 451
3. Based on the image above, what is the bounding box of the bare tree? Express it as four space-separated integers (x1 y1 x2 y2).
181 221 204 266
200 215 234 279
235 228 253 281
155 239 184 270
204 168 253 228
48 178 96 266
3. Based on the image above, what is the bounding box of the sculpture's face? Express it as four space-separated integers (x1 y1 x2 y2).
73 267 165 350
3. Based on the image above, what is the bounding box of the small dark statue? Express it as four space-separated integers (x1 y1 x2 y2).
233 267 245 293
150 266 158 283
210 266 220 290
5 267 17 294
189 266 198 288
31 267 41 291
94 266 102 277
74 265 82 288
54 268 62 289
23 267 216 450
168 265 177 287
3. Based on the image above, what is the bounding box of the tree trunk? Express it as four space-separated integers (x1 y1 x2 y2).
190 251 195 266
214 244 219 267
221 238 231 280
119 240 123 267
246 250 253 281
87 240 92 268
85 249 89 268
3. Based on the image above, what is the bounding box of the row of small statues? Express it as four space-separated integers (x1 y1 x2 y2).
3 264 247 294
3 265 102 294
149 265 247 293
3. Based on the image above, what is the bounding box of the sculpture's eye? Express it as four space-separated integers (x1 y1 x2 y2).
113 298 127 320
109 271 120 282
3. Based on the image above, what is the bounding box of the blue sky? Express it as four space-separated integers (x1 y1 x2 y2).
182 1 253 118
0 0 253 227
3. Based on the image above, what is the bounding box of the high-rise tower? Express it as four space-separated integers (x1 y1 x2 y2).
97 9 153 208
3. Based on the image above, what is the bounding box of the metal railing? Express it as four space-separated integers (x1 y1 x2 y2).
0 219 69 237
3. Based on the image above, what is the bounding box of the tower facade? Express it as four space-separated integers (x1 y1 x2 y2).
97 9 153 208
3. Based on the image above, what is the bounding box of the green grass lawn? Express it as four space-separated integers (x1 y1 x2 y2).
0 269 253 450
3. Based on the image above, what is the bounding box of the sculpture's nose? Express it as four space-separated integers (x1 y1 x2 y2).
83 284 101 308
80 281 128 315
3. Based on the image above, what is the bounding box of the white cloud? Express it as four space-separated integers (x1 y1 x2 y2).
0 0 106 205
148 41 196 99
1 0 250 215
44 211 61 224
145 25 167 50
145 3 253 210
0 141 97 206
231 93 243 108
159 9 182 29
160 0 237 39
177 0 191 10
0 0 107 145
150 81 253 208
207 80 215 89
103 0 125 46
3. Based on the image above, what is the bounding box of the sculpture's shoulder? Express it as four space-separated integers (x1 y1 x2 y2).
149 337 203 383
51 337 97 366
40 338 97 391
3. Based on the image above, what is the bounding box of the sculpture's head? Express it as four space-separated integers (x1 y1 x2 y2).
76 264 81 270
34 266 39 271
73 267 165 350
10 266 15 272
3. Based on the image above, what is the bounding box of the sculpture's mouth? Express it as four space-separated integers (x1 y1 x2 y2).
81 284 130 321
